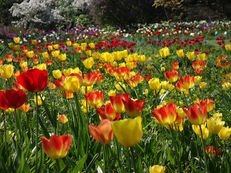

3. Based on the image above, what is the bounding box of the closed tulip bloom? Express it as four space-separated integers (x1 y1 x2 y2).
148 78 161 94
96 102 120 121
17 69 48 92
192 61 207 74
164 70 178 83
13 37 20 44
184 101 207 125
218 127 231 140
195 99 215 112
89 119 113 144
123 98 145 117
112 116 143 147
83 57 94 69
26 51 34 58
52 70 62 79
159 47 170 58
152 103 177 128
207 113 225 134
57 114 68 124
63 76 81 92
85 91 104 108
171 61 179 70
192 124 209 139
149 165 166 173
186 51 195 61
224 44 231 51
176 49 184 58
0 64 14 79
41 134 72 159
197 53 206 61
110 93 130 113
81 72 98 86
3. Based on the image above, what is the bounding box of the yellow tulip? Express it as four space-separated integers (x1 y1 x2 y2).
42 52 49 59
88 42 95 49
159 47 170 58
83 57 94 69
112 116 143 147
34 63 47 70
58 53 67 61
207 113 225 134
47 45 53 51
149 165 166 173
225 44 231 51
186 51 195 61
0 64 14 79
13 37 20 44
63 76 80 92
66 40 72 47
148 78 161 94
197 53 206 61
34 95 45 106
53 44 59 49
52 70 62 79
218 127 231 140
192 124 209 139
26 51 34 58
51 50 60 58
176 49 184 58
81 43 87 51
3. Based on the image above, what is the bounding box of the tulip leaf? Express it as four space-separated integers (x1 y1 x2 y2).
71 154 87 173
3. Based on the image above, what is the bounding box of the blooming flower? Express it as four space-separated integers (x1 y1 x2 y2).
110 93 130 113
123 98 145 117
89 119 113 144
57 114 68 124
41 134 72 159
112 116 143 147
85 91 104 108
149 165 166 173
164 70 178 83
17 69 48 92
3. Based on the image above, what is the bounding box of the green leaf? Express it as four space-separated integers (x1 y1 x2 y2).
71 154 87 173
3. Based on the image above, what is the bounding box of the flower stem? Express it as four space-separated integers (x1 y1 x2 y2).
35 92 39 173
199 125 209 173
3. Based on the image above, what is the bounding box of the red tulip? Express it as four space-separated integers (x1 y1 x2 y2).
123 98 145 117
85 91 104 108
41 134 72 159
183 101 207 125
17 69 48 92
110 93 130 113
0 91 9 110
96 102 120 121
5 89 27 109
164 70 179 82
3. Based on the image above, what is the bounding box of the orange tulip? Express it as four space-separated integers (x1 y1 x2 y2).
41 134 72 159
109 93 130 113
89 119 113 144
96 102 120 121
85 91 104 108
164 70 178 83
183 101 207 125
176 75 195 94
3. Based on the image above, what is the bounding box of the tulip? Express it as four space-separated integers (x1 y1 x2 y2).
207 113 225 135
63 76 81 92
159 47 170 58
17 69 48 93
110 93 130 113
186 51 195 61
13 37 20 44
148 78 161 94
0 91 9 110
4 89 27 109
171 61 179 70
83 57 94 69
41 134 72 159
52 70 62 79
96 102 120 121
176 49 184 58
85 91 104 108
123 98 145 117
184 101 207 125
164 70 178 83
218 127 231 140
224 44 231 51
152 103 177 128
149 165 166 173
176 75 195 94
192 124 209 139
81 72 98 86
0 64 14 79
112 116 143 147
89 119 113 144
197 53 206 61
205 146 222 157
57 114 68 124
26 51 35 58
192 61 207 74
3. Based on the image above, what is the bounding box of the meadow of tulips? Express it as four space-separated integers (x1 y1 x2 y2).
0 21 231 173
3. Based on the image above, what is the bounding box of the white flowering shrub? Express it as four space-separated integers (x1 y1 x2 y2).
9 0 92 28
